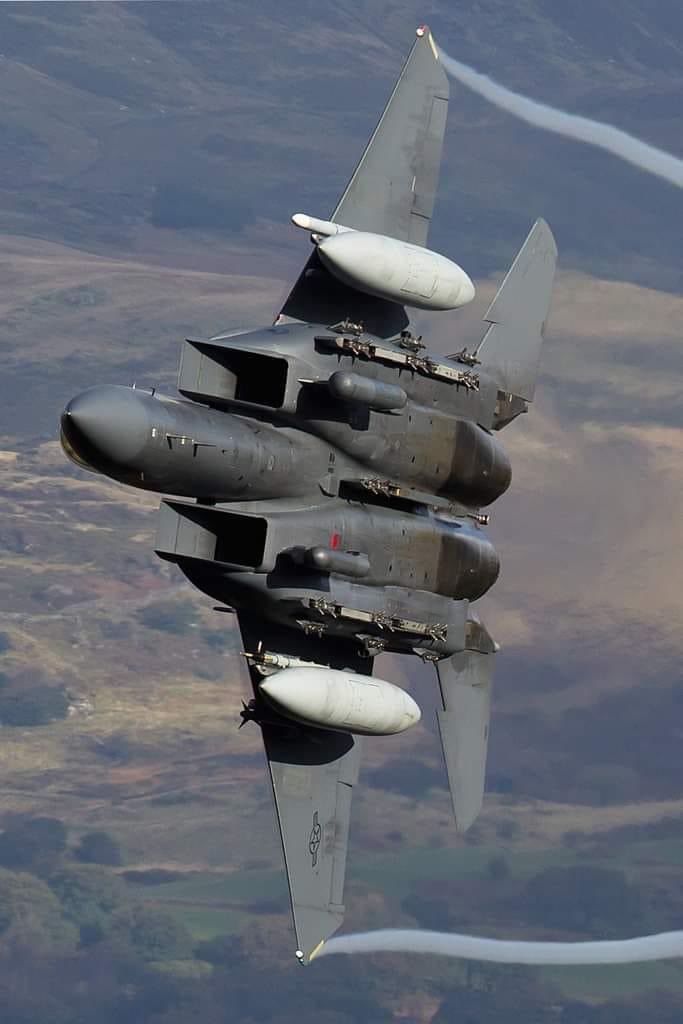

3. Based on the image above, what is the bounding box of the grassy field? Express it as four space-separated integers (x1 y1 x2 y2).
133 833 681 913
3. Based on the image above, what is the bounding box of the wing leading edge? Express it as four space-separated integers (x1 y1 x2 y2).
279 27 449 338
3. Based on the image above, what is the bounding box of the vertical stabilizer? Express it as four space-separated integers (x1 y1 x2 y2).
475 219 557 403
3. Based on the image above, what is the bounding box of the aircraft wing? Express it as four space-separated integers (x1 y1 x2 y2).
237 612 369 963
262 721 360 964
279 27 449 338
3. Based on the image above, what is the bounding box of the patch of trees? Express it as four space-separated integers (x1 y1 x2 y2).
432 964 557 1024
138 602 190 634
0 813 199 971
0 936 392 1024
524 865 644 937
74 831 123 867
0 814 124 878
49 864 128 945
401 889 453 930
0 859 194 966
0 816 67 875
0 683 69 727
400 862 652 940
109 904 194 963
0 922 677 1024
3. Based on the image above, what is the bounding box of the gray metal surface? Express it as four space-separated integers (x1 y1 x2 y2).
475 218 558 402
264 722 361 962
436 648 496 833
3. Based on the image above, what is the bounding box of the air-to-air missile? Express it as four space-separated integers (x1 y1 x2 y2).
60 26 556 963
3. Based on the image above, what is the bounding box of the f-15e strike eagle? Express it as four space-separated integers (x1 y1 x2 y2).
60 27 556 963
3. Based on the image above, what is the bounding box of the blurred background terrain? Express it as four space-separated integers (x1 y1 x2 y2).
0 2 682 1021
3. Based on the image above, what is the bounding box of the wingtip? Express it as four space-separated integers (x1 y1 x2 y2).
531 217 559 261
294 938 325 965
415 25 439 61
309 938 326 962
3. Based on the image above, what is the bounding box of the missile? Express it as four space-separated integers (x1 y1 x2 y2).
291 212 354 238
288 545 371 578
328 371 407 411
259 667 421 735
317 231 475 311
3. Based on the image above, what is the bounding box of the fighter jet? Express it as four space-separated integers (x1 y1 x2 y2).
60 27 556 963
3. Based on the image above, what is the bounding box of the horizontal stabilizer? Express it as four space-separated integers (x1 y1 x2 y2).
475 218 557 402
436 646 495 832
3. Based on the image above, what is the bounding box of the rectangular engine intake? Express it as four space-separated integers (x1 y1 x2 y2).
179 339 289 409
156 500 268 569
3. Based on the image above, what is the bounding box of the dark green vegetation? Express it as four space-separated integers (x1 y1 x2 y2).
1 2 682 1022
0 812 682 1022
0 680 69 726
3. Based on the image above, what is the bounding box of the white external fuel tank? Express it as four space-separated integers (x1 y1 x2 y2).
259 666 421 736
317 231 475 311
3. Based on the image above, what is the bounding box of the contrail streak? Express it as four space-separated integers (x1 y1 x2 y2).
317 928 683 964
437 50 683 189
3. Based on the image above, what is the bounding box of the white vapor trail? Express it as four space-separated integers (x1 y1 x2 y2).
317 928 683 965
437 50 683 189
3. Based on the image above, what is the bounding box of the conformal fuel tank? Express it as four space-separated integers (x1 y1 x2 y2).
259 667 421 736
317 231 475 311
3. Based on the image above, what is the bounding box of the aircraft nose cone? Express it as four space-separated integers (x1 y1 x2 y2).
61 385 150 472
